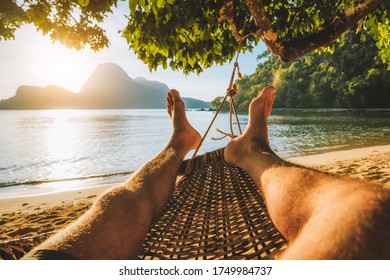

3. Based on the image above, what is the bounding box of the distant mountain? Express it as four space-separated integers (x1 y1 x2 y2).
134 77 169 92
0 63 211 110
0 85 78 110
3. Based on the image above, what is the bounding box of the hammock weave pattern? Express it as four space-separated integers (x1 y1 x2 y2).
139 148 287 260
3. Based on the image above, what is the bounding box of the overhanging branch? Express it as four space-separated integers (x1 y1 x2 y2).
219 0 242 43
245 0 385 62
245 0 285 58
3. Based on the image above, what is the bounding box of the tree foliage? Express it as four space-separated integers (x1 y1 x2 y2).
211 96 230 111
123 0 390 73
0 0 116 50
0 1 389 73
234 29 390 109
123 0 255 73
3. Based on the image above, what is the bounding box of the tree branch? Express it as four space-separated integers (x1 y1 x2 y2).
244 0 285 58
282 0 385 61
219 0 242 43
245 0 385 62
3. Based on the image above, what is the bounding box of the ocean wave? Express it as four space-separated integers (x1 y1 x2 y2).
0 171 134 188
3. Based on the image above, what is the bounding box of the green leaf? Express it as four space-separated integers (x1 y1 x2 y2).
129 0 137 15
78 0 89 7
157 0 165 8
187 53 196 67
213 42 222 55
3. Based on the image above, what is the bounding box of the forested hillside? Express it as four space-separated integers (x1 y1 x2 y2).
233 29 390 109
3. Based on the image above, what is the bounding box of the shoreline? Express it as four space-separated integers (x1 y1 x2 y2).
0 174 131 200
288 144 390 166
1 144 389 242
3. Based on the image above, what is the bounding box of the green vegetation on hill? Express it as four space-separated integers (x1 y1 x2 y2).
229 29 390 109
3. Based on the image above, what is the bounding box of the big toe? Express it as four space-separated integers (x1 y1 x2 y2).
258 86 276 103
169 89 181 102
250 86 276 117
262 85 276 94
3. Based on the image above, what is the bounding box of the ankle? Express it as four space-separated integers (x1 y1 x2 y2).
168 129 201 155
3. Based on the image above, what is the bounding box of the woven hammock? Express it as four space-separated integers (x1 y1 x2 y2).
139 148 287 259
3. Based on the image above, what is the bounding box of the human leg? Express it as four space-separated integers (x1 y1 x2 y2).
225 86 390 259
24 89 201 260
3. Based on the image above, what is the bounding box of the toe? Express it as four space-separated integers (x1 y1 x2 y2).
169 89 181 102
167 92 173 105
260 86 276 96
250 86 276 115
167 100 172 117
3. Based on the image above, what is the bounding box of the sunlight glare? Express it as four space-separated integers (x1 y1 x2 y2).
44 110 79 179
45 110 76 159
30 38 94 93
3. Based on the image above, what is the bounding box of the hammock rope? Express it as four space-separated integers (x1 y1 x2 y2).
190 61 242 159
190 19 246 162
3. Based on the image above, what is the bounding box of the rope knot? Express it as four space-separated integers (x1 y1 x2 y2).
227 89 236 97
226 84 237 97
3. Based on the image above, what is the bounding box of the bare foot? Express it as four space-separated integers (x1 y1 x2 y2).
167 89 201 153
225 86 279 170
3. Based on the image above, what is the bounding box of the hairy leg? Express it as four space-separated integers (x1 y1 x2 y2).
28 89 201 259
225 86 390 259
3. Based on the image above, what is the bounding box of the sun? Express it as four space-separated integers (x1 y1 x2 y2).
30 37 93 93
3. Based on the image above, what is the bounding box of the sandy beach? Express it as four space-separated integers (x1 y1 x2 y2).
1 144 389 243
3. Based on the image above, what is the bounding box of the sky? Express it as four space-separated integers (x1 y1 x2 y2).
0 4 266 102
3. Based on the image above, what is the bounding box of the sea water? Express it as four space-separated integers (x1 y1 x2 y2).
0 109 389 197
